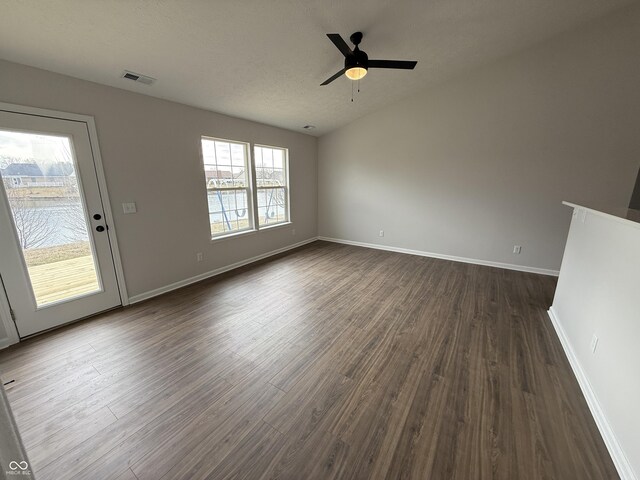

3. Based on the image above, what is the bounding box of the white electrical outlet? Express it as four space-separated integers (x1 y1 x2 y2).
196 252 203 262
590 334 599 353
379 230 384 237
513 245 522 254
292 228 296 236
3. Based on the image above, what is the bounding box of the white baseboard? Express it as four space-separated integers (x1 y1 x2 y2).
317 236 559 276
548 307 637 480
128 237 318 304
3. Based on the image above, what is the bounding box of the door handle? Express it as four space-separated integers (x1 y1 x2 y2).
93 213 102 220
96 225 105 232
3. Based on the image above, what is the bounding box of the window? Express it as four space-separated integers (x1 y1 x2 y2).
200 138 290 239
254 145 289 227
201 137 254 237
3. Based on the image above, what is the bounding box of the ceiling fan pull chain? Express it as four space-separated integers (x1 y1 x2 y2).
351 81 354 102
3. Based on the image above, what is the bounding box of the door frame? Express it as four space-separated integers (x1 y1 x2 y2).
0 101 129 346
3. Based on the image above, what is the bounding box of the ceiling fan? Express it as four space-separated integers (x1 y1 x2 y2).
321 32 417 86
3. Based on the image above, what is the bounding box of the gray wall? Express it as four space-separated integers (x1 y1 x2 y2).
0 60 318 301
318 4 640 273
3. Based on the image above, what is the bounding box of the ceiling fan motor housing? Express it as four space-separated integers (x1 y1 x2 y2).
345 48 369 71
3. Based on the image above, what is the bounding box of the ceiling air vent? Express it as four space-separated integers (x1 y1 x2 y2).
121 70 155 86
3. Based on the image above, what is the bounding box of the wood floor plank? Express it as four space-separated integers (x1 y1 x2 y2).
139 382 285 480
258 426 351 480
13 342 238 447
113 468 138 480
0 241 619 479
28 405 118 471
201 421 285 480
263 367 353 435
35 365 232 478
383 373 450 479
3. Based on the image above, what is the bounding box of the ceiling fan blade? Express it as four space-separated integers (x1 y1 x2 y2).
321 68 346 86
368 60 417 70
327 34 352 57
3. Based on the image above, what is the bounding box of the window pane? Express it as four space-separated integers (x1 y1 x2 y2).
272 168 285 184
0 130 100 306
273 149 284 169
254 147 262 167
207 189 250 235
202 137 252 237
202 138 248 189
257 187 286 226
255 145 288 227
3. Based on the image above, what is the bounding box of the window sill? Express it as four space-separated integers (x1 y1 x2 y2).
210 228 257 243
258 221 293 231
209 222 293 243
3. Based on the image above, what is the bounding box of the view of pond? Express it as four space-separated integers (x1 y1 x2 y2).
10 199 89 249
207 189 286 227
208 191 250 225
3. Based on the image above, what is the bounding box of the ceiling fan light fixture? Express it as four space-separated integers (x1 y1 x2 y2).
345 66 367 80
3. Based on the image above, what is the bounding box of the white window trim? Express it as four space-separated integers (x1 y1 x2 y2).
209 227 257 243
200 138 292 241
259 221 293 231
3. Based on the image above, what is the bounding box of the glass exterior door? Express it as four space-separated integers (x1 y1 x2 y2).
0 109 121 337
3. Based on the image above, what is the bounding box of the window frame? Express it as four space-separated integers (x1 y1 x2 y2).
253 144 291 229
200 136 256 240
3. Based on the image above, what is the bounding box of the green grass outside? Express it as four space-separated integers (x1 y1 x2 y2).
24 241 92 267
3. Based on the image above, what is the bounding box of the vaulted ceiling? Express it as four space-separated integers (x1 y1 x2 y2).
0 0 635 135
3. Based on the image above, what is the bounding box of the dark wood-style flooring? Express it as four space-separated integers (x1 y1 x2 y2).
0 241 618 479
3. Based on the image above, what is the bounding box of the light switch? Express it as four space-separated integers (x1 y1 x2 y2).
122 202 137 214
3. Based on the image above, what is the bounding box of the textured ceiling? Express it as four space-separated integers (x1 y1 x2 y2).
0 0 635 136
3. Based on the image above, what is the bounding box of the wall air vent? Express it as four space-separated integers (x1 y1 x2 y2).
121 70 156 86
